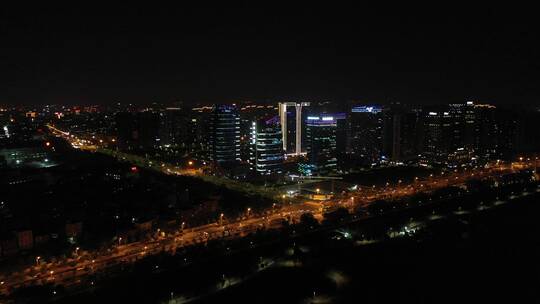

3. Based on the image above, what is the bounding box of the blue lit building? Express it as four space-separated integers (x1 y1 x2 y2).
249 115 284 174
209 105 241 163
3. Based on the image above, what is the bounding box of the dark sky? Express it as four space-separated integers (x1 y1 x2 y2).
1 3 539 105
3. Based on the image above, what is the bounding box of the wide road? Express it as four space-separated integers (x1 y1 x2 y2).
1 156 533 295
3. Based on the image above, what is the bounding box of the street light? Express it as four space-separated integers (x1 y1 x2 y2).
36 256 41 266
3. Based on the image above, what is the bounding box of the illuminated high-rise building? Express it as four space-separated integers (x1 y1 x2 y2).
208 104 241 163
239 104 278 163
278 102 310 155
301 114 345 175
349 105 383 165
249 115 283 174
422 107 453 164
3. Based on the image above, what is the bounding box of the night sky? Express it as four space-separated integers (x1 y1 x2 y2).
1 4 539 105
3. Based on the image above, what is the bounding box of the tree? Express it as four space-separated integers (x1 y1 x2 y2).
323 207 350 224
299 212 319 228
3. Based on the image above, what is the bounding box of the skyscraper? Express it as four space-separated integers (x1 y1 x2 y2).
447 103 468 151
422 107 453 165
301 114 341 175
335 114 348 170
400 108 423 161
382 103 422 163
208 105 241 164
494 109 518 160
115 111 160 151
162 107 190 148
239 104 277 163
349 105 384 165
278 102 310 155
474 103 499 160
464 101 476 151
190 106 212 160
249 115 283 174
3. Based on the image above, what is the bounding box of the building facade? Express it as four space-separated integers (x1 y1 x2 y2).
301 114 341 175
208 105 241 164
278 102 310 155
249 115 284 174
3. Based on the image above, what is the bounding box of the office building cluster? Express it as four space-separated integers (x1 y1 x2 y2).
348 101 520 168
110 100 523 177
0 100 529 175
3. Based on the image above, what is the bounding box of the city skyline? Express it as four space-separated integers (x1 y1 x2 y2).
2 97 539 303
2 4 540 303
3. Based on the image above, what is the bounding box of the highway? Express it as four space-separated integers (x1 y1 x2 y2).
1 153 534 295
